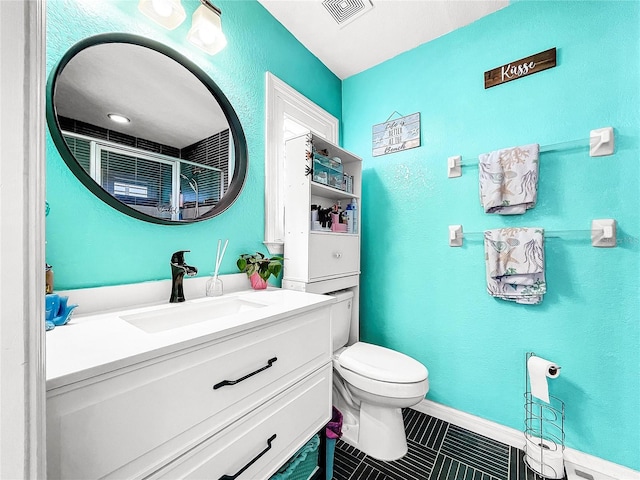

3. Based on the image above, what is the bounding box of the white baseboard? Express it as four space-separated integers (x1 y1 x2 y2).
412 399 524 449
412 399 640 480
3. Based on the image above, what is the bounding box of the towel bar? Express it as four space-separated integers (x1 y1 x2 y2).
448 219 617 247
447 127 614 178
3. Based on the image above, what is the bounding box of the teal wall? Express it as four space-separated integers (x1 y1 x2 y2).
342 0 639 470
46 0 341 289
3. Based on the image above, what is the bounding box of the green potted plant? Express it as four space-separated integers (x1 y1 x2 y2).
237 252 283 290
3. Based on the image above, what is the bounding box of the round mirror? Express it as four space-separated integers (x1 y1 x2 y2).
47 33 248 224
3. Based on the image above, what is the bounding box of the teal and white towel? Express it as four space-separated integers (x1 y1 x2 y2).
479 143 539 215
484 228 546 304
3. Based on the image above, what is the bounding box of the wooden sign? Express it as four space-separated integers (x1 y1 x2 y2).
484 48 556 89
372 112 420 157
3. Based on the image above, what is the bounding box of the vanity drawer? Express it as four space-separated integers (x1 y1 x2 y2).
47 308 331 480
149 364 332 480
309 233 359 281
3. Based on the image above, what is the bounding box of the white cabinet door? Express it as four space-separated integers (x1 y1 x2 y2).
308 233 360 281
149 364 332 480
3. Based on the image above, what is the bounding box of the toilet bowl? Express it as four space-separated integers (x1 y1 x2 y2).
330 291 429 461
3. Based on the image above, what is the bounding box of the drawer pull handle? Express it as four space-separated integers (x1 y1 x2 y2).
213 357 278 390
334 252 342 259
218 433 277 480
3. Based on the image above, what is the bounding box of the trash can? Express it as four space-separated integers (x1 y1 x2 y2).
270 434 320 480
325 406 343 480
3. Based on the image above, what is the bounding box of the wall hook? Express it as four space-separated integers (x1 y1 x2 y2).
447 156 462 178
449 225 463 246
591 219 616 247
589 127 614 157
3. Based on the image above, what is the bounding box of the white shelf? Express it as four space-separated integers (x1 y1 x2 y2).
310 181 358 199
284 133 362 285
310 231 359 237
283 132 362 343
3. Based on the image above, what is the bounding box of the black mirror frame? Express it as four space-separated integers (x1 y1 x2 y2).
46 33 248 225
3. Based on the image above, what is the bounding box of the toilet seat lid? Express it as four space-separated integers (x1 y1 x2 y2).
337 342 428 384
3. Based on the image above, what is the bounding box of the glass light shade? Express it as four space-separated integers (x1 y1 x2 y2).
187 4 227 55
138 0 186 30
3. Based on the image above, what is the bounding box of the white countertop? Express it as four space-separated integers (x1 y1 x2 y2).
46 288 333 391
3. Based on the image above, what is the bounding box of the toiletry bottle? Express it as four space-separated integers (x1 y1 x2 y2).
348 198 357 234
311 204 319 225
345 202 354 233
45 264 54 294
345 209 353 233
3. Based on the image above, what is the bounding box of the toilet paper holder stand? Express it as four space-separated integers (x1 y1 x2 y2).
524 352 565 479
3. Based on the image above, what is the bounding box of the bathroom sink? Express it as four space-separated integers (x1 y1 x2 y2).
121 297 268 333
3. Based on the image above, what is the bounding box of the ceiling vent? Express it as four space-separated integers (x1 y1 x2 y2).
322 0 374 28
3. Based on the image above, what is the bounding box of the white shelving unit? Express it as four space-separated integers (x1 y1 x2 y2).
283 133 362 343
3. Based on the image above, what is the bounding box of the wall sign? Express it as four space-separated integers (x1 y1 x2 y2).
372 112 420 157
484 48 556 89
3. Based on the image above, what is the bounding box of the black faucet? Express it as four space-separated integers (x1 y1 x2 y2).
170 250 198 303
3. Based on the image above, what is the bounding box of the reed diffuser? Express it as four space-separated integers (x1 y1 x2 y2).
206 239 228 297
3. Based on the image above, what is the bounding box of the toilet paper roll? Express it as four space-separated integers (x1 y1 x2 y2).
527 355 560 403
525 437 564 479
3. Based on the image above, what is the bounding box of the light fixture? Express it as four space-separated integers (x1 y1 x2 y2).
107 113 131 124
138 0 187 30
187 0 227 55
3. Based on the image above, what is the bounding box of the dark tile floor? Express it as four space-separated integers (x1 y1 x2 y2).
332 409 555 480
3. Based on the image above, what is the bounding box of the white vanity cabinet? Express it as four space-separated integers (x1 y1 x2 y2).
46 298 332 480
283 133 362 342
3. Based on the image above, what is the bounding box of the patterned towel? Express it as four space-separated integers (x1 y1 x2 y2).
484 228 546 304
479 144 539 215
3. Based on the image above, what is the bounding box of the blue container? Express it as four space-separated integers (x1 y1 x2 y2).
325 437 337 480
313 153 343 190
270 434 320 480
325 407 343 480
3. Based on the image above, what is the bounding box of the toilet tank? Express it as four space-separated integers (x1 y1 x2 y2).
330 290 354 351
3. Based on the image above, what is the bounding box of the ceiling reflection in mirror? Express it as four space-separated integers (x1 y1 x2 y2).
48 35 247 224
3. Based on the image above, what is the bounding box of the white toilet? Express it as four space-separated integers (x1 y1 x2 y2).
330 290 429 461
